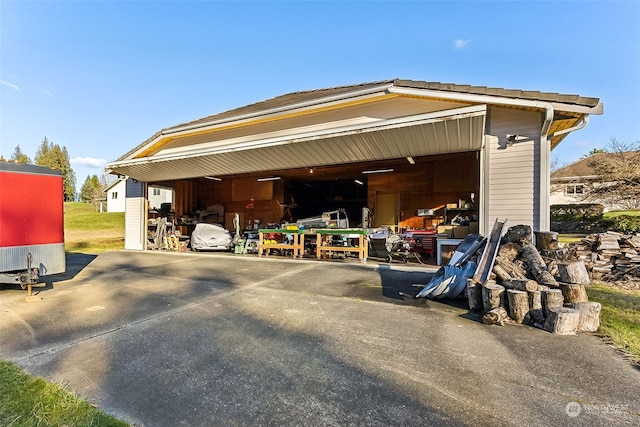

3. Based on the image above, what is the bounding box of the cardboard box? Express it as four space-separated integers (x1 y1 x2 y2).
453 225 470 238
469 221 479 234
446 203 458 209
437 225 454 237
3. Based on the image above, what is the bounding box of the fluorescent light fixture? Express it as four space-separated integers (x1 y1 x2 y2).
406 156 415 165
257 176 281 182
362 168 394 174
204 176 222 181
354 179 364 185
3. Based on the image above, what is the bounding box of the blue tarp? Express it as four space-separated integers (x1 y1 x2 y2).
415 261 477 300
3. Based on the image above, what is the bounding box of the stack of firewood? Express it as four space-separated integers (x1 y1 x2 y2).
466 225 601 335
564 231 640 286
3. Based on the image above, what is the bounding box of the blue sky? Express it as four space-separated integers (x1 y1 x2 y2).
1 0 639 186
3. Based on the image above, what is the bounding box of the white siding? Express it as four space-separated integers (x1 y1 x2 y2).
125 197 147 250
484 107 543 231
106 180 127 213
148 187 174 210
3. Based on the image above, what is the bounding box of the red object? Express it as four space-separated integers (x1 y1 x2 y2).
405 230 436 257
0 164 64 247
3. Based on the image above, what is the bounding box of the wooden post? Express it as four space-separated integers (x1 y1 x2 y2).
542 288 564 318
482 283 505 313
559 283 589 304
507 289 529 324
544 307 580 335
482 307 508 326
466 279 483 311
557 261 591 284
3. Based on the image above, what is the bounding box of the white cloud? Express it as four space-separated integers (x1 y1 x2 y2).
571 140 590 148
454 39 471 49
0 79 21 92
39 88 53 97
71 156 107 168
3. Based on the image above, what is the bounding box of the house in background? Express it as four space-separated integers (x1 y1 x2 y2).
106 177 173 213
550 153 631 211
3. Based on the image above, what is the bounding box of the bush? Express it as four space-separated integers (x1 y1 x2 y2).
550 204 604 221
613 215 640 234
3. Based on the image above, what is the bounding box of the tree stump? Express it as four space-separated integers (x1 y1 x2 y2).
559 283 589 304
507 289 529 324
503 278 538 292
482 283 505 313
544 307 580 335
534 231 559 251
521 244 558 288
568 302 602 332
528 289 545 324
557 261 591 284
542 288 564 318
466 279 483 311
482 307 508 326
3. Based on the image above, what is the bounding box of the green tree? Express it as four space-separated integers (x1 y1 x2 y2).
79 174 104 206
34 137 77 201
10 145 32 163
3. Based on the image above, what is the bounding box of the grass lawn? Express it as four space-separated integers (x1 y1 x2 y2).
0 360 127 427
64 202 125 253
603 210 640 219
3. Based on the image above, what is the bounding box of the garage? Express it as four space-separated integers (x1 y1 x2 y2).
106 79 602 257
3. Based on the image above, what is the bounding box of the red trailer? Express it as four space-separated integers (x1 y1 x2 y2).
0 162 66 296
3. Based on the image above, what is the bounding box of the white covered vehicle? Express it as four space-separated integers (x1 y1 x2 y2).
190 223 233 251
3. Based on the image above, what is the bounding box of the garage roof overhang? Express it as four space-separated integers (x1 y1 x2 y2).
108 104 487 182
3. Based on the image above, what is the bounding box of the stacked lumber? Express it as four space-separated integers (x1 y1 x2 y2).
466 224 601 335
565 231 640 289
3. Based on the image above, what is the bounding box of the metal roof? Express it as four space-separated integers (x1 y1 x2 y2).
108 79 602 182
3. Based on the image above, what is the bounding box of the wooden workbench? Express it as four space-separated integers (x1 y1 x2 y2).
258 229 305 258
315 228 369 262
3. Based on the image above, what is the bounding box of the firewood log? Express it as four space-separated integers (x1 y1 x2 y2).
557 261 591 284
503 278 538 292
528 289 545 324
521 244 559 288
559 283 589 304
542 288 564 318
482 307 508 326
507 289 529 324
482 283 505 313
505 224 532 245
466 279 483 312
534 231 559 251
567 302 602 332
544 307 580 335
498 242 521 262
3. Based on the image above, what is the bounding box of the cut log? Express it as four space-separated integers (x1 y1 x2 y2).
466 279 483 312
559 283 589 304
542 288 564 318
492 263 512 282
482 307 509 326
503 278 538 292
557 261 591 284
505 224 533 245
544 307 580 335
528 289 545 324
521 244 559 288
507 289 529 324
482 283 505 313
534 231 559 251
494 256 527 279
498 242 521 262
567 302 602 332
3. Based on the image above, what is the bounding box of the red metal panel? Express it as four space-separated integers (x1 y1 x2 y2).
0 170 64 247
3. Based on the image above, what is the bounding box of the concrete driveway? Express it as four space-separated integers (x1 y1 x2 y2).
1 251 639 426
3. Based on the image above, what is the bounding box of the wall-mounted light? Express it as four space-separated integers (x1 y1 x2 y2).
309 167 314 174
204 176 222 181
354 179 364 185
362 168 394 174
406 156 415 165
257 176 281 182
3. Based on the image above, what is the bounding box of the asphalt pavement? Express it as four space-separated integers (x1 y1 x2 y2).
1 251 639 426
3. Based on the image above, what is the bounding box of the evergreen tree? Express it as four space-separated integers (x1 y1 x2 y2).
10 145 32 163
34 137 77 201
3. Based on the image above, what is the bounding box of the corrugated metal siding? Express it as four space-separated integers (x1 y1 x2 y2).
0 243 65 276
486 107 542 231
125 198 146 250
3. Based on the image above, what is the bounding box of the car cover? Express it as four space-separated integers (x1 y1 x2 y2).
190 223 232 251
